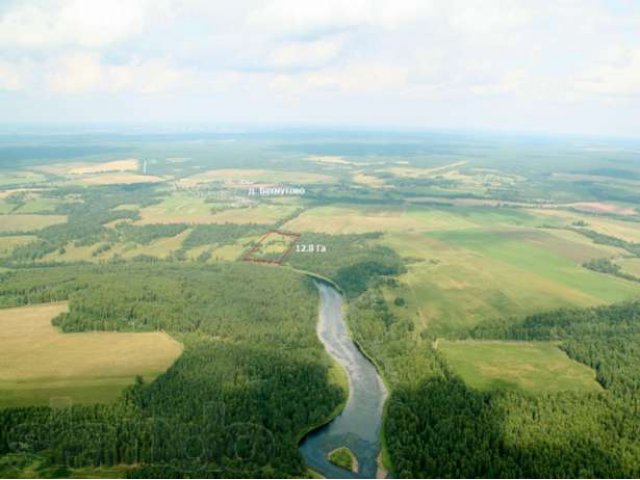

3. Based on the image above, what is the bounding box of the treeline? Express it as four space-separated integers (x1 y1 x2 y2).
286 232 405 297
0 263 344 478
582 257 640 283
180 224 264 250
571 227 640 256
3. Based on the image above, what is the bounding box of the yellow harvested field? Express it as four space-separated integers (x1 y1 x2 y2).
0 188 44 200
0 235 37 255
0 303 182 408
305 155 355 165
0 214 67 232
385 161 467 178
617 258 640 277
352 171 386 187
186 244 213 260
75 173 164 186
123 229 191 259
41 242 109 263
532 209 640 243
35 159 139 176
210 243 246 261
69 159 139 175
283 206 424 234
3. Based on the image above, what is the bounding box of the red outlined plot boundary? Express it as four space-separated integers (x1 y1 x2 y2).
241 229 301 265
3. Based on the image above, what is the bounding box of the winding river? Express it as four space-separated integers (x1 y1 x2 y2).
299 281 388 479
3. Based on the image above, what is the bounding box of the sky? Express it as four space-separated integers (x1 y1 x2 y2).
0 0 639 137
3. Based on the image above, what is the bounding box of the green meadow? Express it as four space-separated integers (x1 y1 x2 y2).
439 340 602 394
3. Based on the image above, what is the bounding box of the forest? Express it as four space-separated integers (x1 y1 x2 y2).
0 263 344 478
347 283 640 478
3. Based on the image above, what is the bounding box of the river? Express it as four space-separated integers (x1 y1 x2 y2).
299 281 388 479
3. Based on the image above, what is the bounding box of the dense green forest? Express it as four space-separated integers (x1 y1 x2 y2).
0 263 344 478
347 283 640 478
286 232 405 297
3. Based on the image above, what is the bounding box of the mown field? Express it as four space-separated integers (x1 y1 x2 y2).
438 340 602 393
0 302 183 408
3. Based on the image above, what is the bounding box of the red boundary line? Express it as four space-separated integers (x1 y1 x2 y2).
241 229 301 265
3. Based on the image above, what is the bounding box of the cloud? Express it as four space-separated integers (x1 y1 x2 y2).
0 0 639 135
269 37 344 69
270 62 409 94
573 48 640 97
247 0 434 37
0 0 161 49
45 53 190 94
0 60 24 90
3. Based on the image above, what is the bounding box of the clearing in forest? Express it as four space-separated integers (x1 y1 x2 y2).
0 303 182 408
439 340 602 394
242 230 300 264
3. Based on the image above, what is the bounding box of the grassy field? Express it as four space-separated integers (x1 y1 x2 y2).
41 242 103 263
0 214 67 232
177 168 334 187
381 227 640 336
72 173 165 186
0 235 37 256
284 203 640 335
284 205 423 234
439 340 602 394
617 258 640 277
0 303 183 408
531 208 640 243
243 231 298 262
0 171 47 187
136 192 298 225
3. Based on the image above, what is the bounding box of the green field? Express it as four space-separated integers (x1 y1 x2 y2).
617 257 640 277
381 222 640 336
137 192 299 225
439 340 602 393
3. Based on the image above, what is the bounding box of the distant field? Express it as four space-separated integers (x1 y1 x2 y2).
34 159 139 175
0 303 182 408
137 193 297 225
352 171 386 187
41 242 104 263
285 205 544 235
283 205 423 234
617 258 640 277
210 242 250 261
178 168 334 187
439 340 602 394
531 208 640 243
114 229 192 260
0 235 36 256
72 173 165 186
0 214 67 232
0 171 47 187
69 159 139 175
